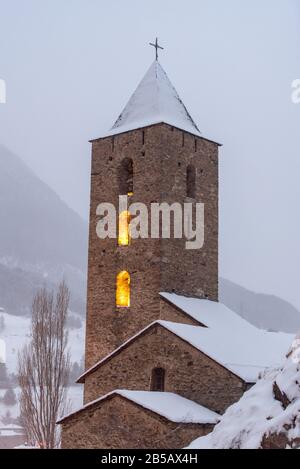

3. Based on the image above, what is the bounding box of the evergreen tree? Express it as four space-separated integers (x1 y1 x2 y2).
3 387 17 406
0 363 9 388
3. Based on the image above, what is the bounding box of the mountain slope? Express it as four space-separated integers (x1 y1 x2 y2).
0 145 88 315
0 264 85 316
220 278 300 333
0 145 87 268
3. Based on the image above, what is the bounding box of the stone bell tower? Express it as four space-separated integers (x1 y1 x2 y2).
84 59 220 369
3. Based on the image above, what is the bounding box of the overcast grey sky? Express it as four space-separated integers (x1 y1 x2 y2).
0 0 299 308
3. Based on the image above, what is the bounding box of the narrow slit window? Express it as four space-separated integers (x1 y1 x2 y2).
151 367 165 392
186 164 196 199
118 211 131 246
116 271 130 308
119 158 133 196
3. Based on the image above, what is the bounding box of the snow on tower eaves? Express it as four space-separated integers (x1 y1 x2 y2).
103 61 202 138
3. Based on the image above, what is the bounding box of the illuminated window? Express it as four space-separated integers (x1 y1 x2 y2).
187 165 196 198
116 271 130 308
151 368 165 392
119 158 133 195
118 211 131 246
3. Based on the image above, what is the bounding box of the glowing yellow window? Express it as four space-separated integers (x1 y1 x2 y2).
116 271 130 308
118 211 131 246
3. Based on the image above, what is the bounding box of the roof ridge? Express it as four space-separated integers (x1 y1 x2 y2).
77 320 181 383
109 60 201 137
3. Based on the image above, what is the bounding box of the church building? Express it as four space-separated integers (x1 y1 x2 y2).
58 50 291 449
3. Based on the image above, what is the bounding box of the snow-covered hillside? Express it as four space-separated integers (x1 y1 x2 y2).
0 145 87 272
0 145 88 317
0 312 84 374
0 311 85 439
188 336 300 449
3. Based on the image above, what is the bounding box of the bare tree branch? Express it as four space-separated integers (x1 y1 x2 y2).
18 280 71 448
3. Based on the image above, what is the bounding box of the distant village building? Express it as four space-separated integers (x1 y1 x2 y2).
0 426 24 449
58 57 291 448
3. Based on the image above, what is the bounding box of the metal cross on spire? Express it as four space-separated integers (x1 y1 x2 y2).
149 37 164 61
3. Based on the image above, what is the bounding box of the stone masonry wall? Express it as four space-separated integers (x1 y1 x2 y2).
61 394 213 449
85 123 219 368
158 125 219 301
83 324 245 414
159 297 204 326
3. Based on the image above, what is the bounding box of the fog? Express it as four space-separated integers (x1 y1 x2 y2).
0 0 299 308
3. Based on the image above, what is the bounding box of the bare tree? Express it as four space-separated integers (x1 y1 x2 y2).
18 281 71 448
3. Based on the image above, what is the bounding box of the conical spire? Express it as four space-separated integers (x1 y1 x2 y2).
106 61 201 137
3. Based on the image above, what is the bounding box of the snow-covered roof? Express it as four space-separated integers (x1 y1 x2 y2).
160 292 259 330
78 294 293 384
58 390 220 425
78 295 293 384
101 60 202 139
160 294 294 383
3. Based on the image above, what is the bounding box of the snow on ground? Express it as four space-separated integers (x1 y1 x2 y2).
0 311 85 430
0 385 83 425
0 312 85 374
67 385 84 413
188 337 300 449
0 425 23 437
0 313 31 374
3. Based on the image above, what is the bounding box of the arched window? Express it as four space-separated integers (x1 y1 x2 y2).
186 164 196 199
151 367 165 392
119 158 133 195
118 211 131 246
116 271 130 308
